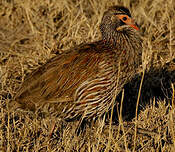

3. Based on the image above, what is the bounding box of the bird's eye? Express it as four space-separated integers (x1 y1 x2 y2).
116 14 130 23
122 17 127 21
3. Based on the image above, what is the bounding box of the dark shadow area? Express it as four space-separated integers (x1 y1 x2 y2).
112 58 175 123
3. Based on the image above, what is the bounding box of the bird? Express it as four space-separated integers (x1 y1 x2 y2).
9 5 142 125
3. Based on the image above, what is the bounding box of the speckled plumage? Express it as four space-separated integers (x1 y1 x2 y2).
10 6 143 122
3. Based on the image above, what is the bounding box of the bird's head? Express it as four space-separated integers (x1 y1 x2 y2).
100 6 140 44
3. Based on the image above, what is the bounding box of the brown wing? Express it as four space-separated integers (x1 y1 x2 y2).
14 43 102 111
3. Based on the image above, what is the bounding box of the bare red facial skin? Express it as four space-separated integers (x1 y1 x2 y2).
117 14 139 31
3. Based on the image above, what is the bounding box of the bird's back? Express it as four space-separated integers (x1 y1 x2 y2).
13 41 119 120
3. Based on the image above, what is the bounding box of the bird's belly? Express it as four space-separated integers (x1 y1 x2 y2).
62 67 118 120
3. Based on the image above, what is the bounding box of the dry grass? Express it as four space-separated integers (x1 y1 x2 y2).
0 0 175 151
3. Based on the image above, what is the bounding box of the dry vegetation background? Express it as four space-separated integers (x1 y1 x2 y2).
0 0 175 151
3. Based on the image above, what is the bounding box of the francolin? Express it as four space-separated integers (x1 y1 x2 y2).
9 6 142 127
